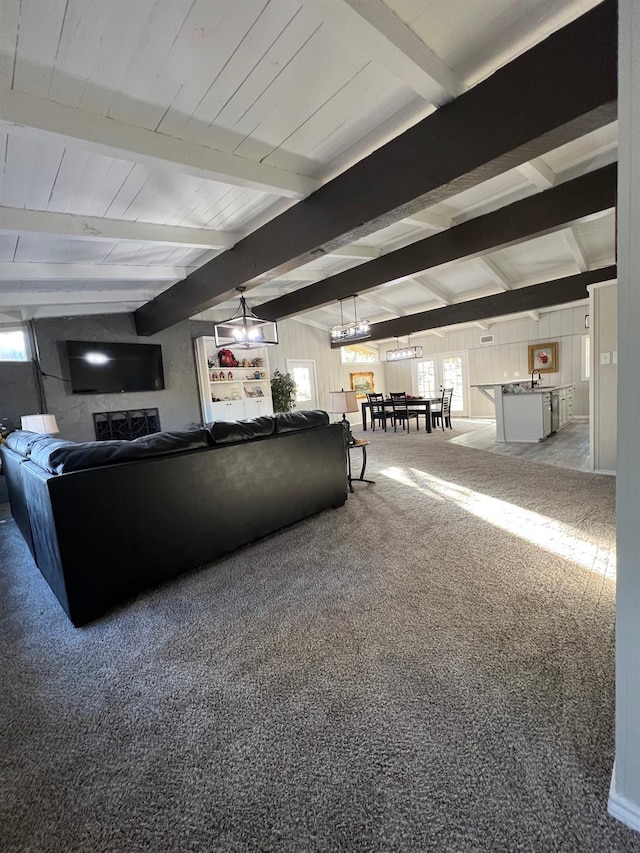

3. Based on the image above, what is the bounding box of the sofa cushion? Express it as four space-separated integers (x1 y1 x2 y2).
45 427 212 474
211 416 275 445
29 437 78 472
4 430 48 457
274 410 329 434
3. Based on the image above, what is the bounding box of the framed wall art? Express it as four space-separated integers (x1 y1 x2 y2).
528 342 558 374
349 371 375 399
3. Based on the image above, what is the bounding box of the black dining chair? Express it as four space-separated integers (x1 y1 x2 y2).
366 392 390 432
431 387 454 430
389 392 420 433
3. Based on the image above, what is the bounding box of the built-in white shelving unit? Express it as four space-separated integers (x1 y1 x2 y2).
194 337 273 423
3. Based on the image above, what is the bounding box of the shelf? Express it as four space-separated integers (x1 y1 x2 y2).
209 378 269 384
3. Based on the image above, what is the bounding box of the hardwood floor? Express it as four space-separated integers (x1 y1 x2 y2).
449 418 594 473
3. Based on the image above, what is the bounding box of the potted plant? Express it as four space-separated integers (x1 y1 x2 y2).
270 370 296 413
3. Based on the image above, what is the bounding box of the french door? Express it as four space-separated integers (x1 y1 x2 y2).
413 351 468 416
287 359 319 410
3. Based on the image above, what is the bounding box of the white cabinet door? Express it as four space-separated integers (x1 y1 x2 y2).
211 401 246 422
244 398 274 419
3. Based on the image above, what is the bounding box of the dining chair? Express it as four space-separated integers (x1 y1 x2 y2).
389 392 420 432
432 387 454 430
366 392 390 432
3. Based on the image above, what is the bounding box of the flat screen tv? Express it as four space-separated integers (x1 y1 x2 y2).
65 340 165 394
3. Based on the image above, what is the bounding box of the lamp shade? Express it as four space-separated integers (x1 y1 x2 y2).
328 390 358 414
21 414 59 435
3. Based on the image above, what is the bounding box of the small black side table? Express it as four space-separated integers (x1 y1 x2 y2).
347 439 375 493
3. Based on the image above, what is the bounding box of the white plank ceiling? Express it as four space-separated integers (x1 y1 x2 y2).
0 0 615 336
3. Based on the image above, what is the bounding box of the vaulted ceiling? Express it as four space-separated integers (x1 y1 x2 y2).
0 0 617 342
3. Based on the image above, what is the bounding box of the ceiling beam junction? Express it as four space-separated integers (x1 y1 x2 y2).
563 227 590 271
300 0 465 103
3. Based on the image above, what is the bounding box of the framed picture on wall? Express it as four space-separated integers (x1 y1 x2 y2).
350 371 375 399
528 342 559 374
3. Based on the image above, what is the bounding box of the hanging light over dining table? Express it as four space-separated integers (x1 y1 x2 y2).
330 295 371 344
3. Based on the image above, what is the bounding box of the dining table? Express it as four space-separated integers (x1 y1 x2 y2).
360 397 440 433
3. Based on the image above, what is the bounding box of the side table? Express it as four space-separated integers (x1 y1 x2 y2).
347 439 375 493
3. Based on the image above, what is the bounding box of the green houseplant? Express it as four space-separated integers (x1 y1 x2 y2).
270 370 297 413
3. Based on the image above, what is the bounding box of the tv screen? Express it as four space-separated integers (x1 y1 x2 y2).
65 340 165 394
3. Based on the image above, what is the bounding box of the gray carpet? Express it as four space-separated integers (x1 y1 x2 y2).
1 423 639 852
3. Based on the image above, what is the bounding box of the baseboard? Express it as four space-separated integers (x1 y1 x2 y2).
609 767 640 832
573 415 589 421
594 468 616 476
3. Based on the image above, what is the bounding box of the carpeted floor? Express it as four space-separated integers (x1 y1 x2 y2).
1 422 639 852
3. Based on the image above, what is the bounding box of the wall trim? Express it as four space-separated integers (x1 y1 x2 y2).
609 766 640 832
594 468 616 476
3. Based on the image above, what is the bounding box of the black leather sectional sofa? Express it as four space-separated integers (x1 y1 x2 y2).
1 411 347 626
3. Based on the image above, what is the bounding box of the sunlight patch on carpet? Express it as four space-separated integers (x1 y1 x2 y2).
380 466 615 578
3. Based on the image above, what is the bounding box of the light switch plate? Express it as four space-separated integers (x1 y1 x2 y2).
613 351 618 364
600 351 611 365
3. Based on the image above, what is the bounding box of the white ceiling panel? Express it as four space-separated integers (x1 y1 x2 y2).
488 231 580 284
573 210 616 265
0 1 617 324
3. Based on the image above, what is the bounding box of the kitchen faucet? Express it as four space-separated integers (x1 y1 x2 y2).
531 368 542 387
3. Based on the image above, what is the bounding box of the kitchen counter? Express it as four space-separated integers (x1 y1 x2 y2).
471 382 575 442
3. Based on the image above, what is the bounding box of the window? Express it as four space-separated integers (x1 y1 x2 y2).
0 328 29 362
340 343 378 364
581 334 590 381
416 360 436 398
291 366 312 403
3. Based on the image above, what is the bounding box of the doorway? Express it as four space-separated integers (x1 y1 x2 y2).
287 359 319 411
413 351 469 416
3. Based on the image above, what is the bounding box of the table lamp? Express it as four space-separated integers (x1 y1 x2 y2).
328 390 359 445
21 414 60 435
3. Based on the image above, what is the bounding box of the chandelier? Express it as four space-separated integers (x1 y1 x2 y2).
213 287 279 350
330 295 370 344
386 336 423 361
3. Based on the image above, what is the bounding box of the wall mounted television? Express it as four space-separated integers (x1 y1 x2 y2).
65 340 165 394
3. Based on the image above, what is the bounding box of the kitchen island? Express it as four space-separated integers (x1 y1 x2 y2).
471 381 575 442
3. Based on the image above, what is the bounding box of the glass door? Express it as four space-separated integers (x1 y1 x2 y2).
287 359 318 410
414 351 468 416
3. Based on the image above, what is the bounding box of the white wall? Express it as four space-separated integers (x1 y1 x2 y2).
609 0 640 832
384 305 590 417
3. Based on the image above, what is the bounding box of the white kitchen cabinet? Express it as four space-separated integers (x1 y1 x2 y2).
475 381 576 442
502 392 551 442
194 337 274 423
557 386 574 431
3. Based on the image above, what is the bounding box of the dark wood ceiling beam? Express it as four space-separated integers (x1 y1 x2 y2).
332 265 616 346
134 0 617 336
260 164 617 319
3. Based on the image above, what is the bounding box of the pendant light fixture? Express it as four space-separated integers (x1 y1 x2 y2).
386 335 423 361
213 287 279 349
330 295 371 344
